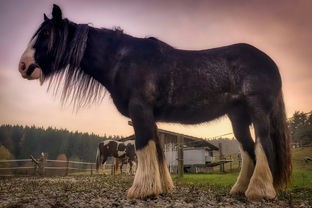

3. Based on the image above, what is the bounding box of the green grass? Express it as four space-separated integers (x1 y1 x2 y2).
292 147 312 170
291 169 312 189
290 147 312 189
173 172 237 187
174 147 312 190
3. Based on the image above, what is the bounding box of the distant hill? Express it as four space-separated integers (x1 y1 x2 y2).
0 124 122 162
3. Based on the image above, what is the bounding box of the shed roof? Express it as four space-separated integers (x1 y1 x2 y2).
122 126 219 151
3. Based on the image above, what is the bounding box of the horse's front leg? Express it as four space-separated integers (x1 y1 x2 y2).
128 160 133 175
119 159 123 174
127 98 172 199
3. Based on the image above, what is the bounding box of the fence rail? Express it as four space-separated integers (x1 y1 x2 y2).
0 167 34 170
0 159 32 162
46 159 95 165
0 158 97 176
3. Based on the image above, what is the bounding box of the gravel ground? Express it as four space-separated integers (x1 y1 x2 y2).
0 175 311 208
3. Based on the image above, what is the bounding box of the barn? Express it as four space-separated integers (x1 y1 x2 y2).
124 127 219 173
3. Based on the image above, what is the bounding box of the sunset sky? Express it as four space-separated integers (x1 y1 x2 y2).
0 0 311 139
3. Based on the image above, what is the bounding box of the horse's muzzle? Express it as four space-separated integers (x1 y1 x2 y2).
19 61 45 85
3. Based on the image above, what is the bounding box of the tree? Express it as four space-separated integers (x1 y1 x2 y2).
0 124 114 161
0 145 12 160
288 111 312 146
0 145 13 168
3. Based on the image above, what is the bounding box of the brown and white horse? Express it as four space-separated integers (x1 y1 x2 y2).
96 140 136 174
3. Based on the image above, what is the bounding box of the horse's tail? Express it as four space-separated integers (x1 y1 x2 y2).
270 91 292 189
95 146 101 172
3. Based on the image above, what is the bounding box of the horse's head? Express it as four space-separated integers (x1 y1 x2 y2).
18 4 66 85
19 4 104 109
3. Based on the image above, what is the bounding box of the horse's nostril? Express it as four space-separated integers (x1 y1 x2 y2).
20 62 26 71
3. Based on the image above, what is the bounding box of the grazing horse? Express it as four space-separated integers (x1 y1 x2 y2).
95 140 136 174
19 5 292 200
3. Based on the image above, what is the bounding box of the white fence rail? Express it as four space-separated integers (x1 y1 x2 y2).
0 158 99 176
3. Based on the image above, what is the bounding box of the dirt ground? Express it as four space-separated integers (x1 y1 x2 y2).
0 175 311 208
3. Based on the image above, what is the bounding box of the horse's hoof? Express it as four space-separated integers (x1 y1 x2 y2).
127 185 161 199
245 186 276 201
230 183 248 196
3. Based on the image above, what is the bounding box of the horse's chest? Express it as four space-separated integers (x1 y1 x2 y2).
111 95 130 117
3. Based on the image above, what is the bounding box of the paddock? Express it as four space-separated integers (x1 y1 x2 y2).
0 172 310 208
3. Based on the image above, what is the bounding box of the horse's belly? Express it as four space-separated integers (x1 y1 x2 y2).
155 101 229 124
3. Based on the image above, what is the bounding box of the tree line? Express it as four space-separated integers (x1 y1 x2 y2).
0 111 311 162
0 125 122 162
288 111 312 147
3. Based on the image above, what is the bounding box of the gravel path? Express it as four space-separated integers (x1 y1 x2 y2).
0 175 311 208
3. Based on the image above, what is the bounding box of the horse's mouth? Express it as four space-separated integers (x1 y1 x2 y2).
19 62 45 85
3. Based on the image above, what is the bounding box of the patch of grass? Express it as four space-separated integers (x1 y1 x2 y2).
291 147 312 170
173 172 237 187
173 147 312 191
291 169 312 189
173 173 237 196
290 147 312 189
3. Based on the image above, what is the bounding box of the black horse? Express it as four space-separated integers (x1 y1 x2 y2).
19 5 291 200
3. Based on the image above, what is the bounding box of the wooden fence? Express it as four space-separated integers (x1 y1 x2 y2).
0 158 102 176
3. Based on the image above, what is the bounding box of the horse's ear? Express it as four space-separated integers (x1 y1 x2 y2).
52 4 62 23
44 13 49 21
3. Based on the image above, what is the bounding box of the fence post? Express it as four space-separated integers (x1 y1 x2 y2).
177 135 184 177
66 160 69 176
160 133 165 149
90 164 93 176
229 155 232 172
218 143 224 173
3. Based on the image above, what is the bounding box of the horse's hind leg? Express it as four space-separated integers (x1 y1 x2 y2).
127 98 164 199
245 97 276 200
228 109 255 195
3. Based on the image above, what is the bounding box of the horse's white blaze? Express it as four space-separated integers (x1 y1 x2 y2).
230 146 254 195
127 140 162 199
21 37 37 62
19 36 44 84
245 142 276 200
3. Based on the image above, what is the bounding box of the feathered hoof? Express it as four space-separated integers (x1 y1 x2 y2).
127 183 162 199
229 183 248 196
245 185 276 201
161 180 174 194
159 170 174 194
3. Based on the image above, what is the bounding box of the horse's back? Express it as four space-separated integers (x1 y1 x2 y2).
171 43 282 95
152 43 282 123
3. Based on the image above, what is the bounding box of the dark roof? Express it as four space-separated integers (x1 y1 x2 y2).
123 128 219 151
158 129 219 150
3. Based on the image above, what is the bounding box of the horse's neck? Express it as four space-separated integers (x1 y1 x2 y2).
80 27 122 91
